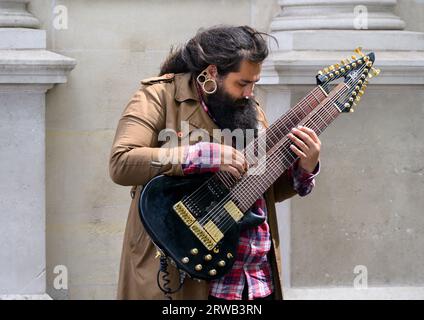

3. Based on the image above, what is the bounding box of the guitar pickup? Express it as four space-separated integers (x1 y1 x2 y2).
203 220 224 243
190 221 216 251
224 200 243 222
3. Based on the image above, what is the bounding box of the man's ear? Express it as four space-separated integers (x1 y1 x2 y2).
206 65 218 79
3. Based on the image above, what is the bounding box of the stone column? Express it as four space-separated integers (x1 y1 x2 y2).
260 0 424 298
0 0 76 299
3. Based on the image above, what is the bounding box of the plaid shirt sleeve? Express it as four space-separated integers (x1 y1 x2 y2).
181 142 221 175
287 159 320 197
182 142 319 196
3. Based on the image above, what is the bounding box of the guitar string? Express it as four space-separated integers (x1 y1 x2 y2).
201 62 368 230
214 66 369 232
180 86 326 209
196 66 365 227
215 65 368 231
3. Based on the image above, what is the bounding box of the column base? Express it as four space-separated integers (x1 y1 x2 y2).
284 287 424 300
0 294 52 300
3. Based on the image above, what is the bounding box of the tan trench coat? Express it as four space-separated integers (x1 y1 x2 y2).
109 72 298 300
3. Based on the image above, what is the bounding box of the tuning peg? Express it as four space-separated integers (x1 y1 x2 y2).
368 73 373 79
329 65 335 71
350 108 355 113
351 55 357 60
355 96 361 102
335 63 340 69
364 55 370 62
324 67 330 73
318 70 324 76
366 61 373 67
371 67 381 76
341 59 350 65
354 47 365 57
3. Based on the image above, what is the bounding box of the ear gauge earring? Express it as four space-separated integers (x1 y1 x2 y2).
196 69 217 94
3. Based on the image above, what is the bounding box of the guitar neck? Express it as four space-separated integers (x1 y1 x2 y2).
217 85 328 189
233 83 348 212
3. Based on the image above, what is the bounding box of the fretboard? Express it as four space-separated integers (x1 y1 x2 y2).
233 83 348 212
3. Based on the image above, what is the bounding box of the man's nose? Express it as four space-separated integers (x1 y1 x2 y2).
243 84 255 98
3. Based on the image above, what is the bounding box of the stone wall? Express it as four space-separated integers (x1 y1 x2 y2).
15 0 424 299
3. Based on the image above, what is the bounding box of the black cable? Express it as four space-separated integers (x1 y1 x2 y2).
157 255 186 300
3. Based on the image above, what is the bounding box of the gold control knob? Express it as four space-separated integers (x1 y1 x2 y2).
195 264 203 271
209 269 217 276
182 257 189 264
190 248 199 255
204 254 212 261
218 260 226 267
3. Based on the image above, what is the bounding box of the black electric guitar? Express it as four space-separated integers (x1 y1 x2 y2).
139 48 379 280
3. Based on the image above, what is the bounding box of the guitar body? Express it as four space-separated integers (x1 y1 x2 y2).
139 174 240 280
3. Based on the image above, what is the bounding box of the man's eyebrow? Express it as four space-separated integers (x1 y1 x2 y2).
240 78 260 83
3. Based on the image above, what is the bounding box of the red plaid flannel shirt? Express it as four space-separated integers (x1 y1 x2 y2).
181 142 319 300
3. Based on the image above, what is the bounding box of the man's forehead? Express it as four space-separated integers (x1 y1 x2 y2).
234 60 262 81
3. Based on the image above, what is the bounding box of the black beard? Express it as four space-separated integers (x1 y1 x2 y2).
205 87 258 143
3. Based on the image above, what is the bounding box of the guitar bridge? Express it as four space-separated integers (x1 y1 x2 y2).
173 201 196 226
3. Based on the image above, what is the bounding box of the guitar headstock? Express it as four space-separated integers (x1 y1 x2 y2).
316 47 380 113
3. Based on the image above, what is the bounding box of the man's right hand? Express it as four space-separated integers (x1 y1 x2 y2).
219 144 248 179
181 142 247 178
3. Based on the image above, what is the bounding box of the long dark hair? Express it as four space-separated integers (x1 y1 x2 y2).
159 25 276 76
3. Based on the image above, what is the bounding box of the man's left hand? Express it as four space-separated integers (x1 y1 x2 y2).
287 126 321 173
